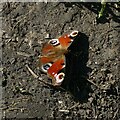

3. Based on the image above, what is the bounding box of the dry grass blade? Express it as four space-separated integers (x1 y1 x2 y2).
59 109 69 113
112 109 118 120
68 102 79 110
87 79 99 88
17 52 32 57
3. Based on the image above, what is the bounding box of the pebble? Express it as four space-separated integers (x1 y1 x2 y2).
88 60 92 65
16 37 19 42
45 33 50 39
58 101 63 104
86 109 90 114
95 62 98 65
5 34 9 39
88 97 93 103
101 68 107 72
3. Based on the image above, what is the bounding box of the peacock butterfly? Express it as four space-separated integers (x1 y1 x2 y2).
39 31 82 86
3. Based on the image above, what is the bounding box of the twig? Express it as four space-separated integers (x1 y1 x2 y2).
87 79 99 88
112 109 118 120
26 65 66 91
68 102 79 110
17 52 33 57
12 7 35 32
6 107 21 111
26 64 53 87
59 102 80 112
80 75 98 88
59 109 69 113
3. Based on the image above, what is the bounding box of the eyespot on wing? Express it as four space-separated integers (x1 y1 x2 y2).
41 63 52 73
69 30 79 38
54 72 65 86
47 58 65 78
48 39 60 46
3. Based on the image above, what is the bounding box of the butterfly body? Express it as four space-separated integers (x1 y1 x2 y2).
40 31 79 86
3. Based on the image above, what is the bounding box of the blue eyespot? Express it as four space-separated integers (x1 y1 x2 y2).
41 63 52 73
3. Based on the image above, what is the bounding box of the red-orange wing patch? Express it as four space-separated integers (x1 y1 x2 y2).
47 57 65 86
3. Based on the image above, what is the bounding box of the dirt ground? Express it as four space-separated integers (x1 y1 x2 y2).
1 2 120 119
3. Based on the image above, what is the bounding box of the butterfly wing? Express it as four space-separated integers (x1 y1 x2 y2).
39 31 80 86
39 32 75 67
47 56 65 86
39 33 72 85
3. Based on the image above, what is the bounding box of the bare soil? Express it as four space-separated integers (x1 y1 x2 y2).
1 2 120 119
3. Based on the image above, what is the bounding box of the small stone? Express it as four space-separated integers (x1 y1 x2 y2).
88 60 92 65
101 68 106 72
95 62 98 65
5 34 9 38
45 33 50 39
16 37 19 42
88 97 93 103
24 38 28 42
86 109 90 114
58 101 63 104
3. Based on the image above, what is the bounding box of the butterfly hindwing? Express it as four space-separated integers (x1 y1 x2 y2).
47 56 65 86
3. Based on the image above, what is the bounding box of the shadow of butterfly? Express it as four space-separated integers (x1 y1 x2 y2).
63 32 91 100
39 31 80 86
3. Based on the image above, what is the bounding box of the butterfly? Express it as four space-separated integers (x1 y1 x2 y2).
39 31 82 86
